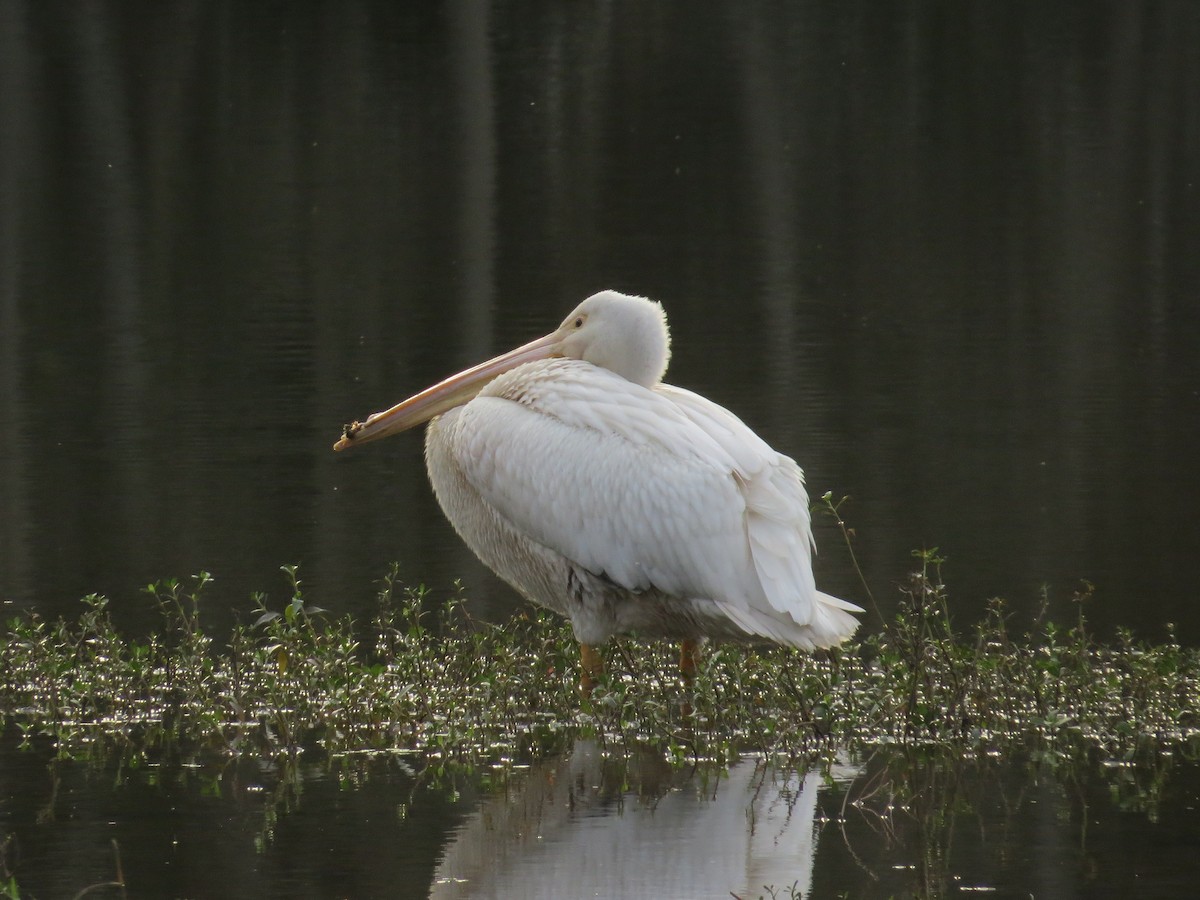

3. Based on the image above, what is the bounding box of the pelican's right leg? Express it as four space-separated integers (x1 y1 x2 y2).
679 638 703 683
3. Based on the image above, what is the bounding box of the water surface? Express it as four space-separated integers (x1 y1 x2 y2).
4 734 1199 899
2 1 1197 637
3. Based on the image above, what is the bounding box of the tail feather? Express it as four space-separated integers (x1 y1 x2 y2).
808 591 863 647
715 590 862 651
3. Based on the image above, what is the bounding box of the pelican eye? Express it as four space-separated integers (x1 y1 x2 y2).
573 316 584 328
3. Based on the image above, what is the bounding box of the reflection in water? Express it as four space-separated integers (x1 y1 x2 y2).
431 741 858 899
2 727 1199 898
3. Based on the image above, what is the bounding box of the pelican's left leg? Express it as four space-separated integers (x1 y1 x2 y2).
579 643 604 696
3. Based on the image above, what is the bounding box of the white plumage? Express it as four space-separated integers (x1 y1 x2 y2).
336 291 860 662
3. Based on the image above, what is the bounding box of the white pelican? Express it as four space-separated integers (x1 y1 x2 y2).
334 291 861 689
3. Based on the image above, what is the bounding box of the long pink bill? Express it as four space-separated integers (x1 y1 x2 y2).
333 331 561 451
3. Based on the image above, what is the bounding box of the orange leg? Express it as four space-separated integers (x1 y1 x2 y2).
579 643 604 697
679 639 702 683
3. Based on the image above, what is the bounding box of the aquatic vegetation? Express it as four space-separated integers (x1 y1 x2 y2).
0 559 1196 778
2 559 1198 898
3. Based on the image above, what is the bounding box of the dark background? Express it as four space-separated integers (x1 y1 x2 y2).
4 3 1197 639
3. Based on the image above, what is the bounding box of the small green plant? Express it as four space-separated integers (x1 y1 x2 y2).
0 559 1197 789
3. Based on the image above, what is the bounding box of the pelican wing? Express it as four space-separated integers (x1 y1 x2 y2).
447 360 859 647
660 385 862 645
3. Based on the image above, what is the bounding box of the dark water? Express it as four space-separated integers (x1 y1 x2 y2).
4 735 1200 900
1 2 1199 896
2 0 1198 637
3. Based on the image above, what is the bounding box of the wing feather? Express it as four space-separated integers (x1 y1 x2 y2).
447 361 859 647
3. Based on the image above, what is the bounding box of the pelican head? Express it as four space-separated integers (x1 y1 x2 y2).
556 290 671 389
335 291 671 450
